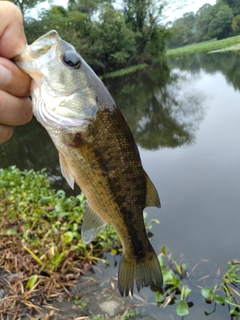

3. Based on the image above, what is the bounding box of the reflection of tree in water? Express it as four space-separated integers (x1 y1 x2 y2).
169 51 240 92
0 62 205 175
0 119 71 192
106 62 205 149
0 119 57 171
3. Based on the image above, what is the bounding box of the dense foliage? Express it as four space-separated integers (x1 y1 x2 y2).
168 0 240 48
0 166 121 272
11 0 170 73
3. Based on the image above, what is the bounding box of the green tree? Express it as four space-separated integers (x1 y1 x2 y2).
196 2 233 41
195 3 212 17
168 12 196 48
217 0 240 16
208 2 233 39
196 4 213 41
24 5 89 53
68 0 110 20
87 4 136 71
23 0 170 72
123 0 168 61
232 15 240 35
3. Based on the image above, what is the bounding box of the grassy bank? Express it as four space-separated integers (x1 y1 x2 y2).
0 167 121 317
166 35 240 58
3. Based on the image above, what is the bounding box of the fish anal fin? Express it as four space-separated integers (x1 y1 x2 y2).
81 203 107 244
59 152 75 189
145 172 161 208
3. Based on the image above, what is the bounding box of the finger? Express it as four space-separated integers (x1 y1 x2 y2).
0 2 27 58
0 90 33 126
0 58 31 97
0 124 13 144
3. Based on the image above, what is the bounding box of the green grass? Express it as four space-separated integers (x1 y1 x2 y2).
103 63 148 78
166 35 240 58
0 166 120 272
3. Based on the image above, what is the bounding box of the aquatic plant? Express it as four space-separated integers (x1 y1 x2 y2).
156 246 193 316
156 246 240 318
201 261 240 317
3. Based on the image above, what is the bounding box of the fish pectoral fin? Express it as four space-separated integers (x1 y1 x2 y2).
59 152 75 189
81 203 107 244
145 172 161 208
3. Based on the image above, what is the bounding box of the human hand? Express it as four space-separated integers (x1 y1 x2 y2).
0 1 32 144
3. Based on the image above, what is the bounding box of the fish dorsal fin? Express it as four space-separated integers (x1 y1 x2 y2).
59 152 75 189
145 172 161 208
81 203 107 244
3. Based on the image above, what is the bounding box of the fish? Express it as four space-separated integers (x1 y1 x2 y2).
13 30 163 296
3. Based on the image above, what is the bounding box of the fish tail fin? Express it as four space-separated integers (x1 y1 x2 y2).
118 249 163 297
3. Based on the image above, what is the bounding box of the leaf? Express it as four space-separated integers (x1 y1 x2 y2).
6 229 17 236
172 277 181 288
230 309 240 317
201 287 214 300
184 286 192 298
63 231 74 244
155 291 166 303
176 300 189 316
26 275 38 290
163 270 174 282
215 295 225 305
224 295 233 304
161 245 167 255
158 256 165 267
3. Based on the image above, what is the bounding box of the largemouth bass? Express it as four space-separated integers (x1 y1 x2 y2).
14 30 162 296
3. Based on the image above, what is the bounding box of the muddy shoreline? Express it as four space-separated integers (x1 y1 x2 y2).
0 266 158 320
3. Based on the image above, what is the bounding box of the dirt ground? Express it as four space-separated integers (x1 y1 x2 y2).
0 266 158 320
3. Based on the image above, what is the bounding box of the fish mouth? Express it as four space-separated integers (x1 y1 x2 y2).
27 30 60 58
14 30 60 60
13 30 60 78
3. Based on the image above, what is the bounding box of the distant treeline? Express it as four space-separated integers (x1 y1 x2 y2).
12 0 170 73
168 0 240 49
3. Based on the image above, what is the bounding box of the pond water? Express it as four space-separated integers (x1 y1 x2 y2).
1 52 240 319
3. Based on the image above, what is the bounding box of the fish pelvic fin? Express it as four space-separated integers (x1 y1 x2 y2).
145 172 161 208
81 203 107 244
59 152 75 189
118 249 163 297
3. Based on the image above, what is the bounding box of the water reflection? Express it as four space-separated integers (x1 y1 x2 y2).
106 62 205 149
0 61 205 173
169 51 240 91
0 119 57 172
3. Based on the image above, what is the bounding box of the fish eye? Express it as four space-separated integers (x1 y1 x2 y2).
62 51 81 69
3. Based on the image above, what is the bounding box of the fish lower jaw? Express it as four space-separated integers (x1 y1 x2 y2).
33 101 92 130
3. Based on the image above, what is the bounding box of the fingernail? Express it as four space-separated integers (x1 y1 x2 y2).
0 64 12 87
